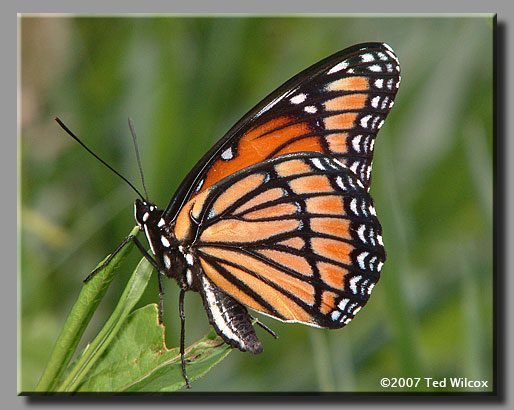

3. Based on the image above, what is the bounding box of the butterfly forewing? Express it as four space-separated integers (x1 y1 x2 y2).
174 152 385 329
165 42 400 222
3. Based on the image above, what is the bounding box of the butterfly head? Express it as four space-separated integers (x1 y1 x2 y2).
134 198 196 289
134 199 161 229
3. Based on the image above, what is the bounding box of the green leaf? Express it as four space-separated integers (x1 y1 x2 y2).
76 304 233 392
58 254 154 392
35 226 140 392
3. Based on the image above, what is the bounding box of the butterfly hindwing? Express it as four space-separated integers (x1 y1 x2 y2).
174 152 385 330
165 42 400 222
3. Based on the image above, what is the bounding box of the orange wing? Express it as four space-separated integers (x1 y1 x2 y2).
173 153 385 328
164 43 400 221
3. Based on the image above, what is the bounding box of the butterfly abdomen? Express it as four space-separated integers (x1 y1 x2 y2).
200 276 263 354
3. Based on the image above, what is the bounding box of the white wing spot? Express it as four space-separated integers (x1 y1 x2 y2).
336 175 346 190
369 227 376 246
290 93 307 104
338 298 350 311
361 53 375 63
360 200 369 216
377 119 384 129
352 135 362 152
161 235 171 248
327 60 349 74
157 218 165 227
350 198 359 215
369 256 378 270
357 224 367 244
367 283 375 295
221 147 233 160
363 136 370 153
331 310 341 321
360 115 372 128
349 276 362 294
374 79 384 88
350 162 359 175
304 105 317 114
311 158 326 170
377 261 384 272
357 252 368 270
185 253 194 266
371 96 380 108
377 234 384 245
353 306 362 315
368 65 382 72
163 254 171 269
347 176 356 190
377 52 388 61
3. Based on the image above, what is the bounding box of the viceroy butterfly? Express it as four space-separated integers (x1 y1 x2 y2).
57 42 400 388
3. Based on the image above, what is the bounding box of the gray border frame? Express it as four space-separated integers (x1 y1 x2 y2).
11 2 510 408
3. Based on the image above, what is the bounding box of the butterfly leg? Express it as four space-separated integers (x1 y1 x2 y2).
250 315 279 340
179 288 192 389
83 234 161 282
157 272 165 324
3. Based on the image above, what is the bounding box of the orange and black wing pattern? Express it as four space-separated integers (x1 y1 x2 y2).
173 153 385 328
165 42 400 221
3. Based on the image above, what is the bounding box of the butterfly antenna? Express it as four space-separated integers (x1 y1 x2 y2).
55 117 146 202
127 118 149 202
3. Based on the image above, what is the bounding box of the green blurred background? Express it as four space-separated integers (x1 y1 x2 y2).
20 16 494 392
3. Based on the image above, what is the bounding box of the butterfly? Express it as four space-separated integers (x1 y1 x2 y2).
57 42 400 388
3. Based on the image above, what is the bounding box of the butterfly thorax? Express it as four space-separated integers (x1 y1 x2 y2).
134 198 200 291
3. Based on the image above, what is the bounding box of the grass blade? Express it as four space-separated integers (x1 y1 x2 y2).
58 255 153 392
35 226 140 392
